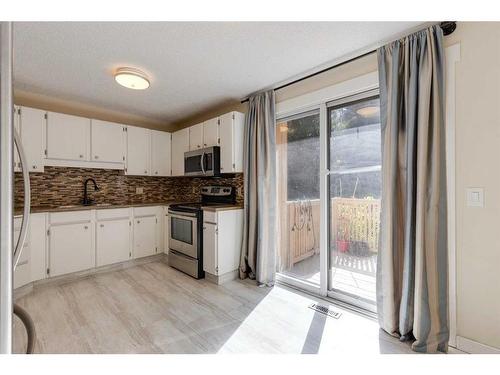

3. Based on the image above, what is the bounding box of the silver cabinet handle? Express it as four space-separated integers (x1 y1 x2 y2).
32 165 37 169
79 154 84 158
155 171 158 175
84 225 88 230
94 155 99 159
144 170 147 174
100 224 104 228
137 220 140 224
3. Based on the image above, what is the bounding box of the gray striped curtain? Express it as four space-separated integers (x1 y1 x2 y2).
376 25 449 353
239 90 277 286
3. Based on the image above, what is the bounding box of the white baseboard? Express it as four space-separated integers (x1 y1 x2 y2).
456 335 500 354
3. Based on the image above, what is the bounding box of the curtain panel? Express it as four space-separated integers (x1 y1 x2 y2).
376 25 449 353
239 90 277 286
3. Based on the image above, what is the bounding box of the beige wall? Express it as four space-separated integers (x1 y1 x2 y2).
445 22 500 349
172 100 248 131
14 89 171 131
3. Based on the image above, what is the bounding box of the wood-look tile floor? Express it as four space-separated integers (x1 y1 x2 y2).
13 260 457 354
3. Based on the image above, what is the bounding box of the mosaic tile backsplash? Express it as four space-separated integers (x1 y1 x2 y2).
14 167 244 210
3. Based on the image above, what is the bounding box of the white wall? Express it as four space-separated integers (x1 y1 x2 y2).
446 22 500 350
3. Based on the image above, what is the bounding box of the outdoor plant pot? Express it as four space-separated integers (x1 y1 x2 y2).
337 240 350 253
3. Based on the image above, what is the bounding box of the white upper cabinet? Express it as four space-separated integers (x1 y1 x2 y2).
171 128 189 176
126 125 151 176
91 119 126 164
20 107 47 173
151 130 172 176
46 111 90 161
203 117 219 147
219 111 245 173
189 123 204 151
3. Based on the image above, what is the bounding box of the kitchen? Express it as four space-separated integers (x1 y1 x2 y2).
2 13 500 364
13 105 246 288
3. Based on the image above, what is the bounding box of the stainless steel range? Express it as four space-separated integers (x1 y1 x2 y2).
167 186 236 279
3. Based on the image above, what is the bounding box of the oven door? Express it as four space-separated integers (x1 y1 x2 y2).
168 211 198 259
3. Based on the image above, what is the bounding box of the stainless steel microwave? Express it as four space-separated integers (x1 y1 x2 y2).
184 146 221 177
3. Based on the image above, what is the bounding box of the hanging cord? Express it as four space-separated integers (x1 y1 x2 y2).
13 303 36 354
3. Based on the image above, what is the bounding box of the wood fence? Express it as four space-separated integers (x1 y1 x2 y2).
278 197 381 270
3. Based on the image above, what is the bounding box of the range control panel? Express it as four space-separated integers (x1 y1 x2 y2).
201 186 233 196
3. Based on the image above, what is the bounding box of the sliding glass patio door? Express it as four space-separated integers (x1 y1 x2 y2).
327 92 381 311
276 89 381 312
276 110 321 291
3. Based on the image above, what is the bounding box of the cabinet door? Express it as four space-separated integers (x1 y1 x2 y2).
14 218 31 289
96 219 131 267
20 107 46 173
46 111 90 161
151 130 172 176
91 119 126 163
133 216 157 258
126 126 151 176
49 222 94 277
219 112 234 173
14 106 21 172
171 128 189 176
189 123 204 151
202 222 218 275
203 117 219 147
30 213 47 282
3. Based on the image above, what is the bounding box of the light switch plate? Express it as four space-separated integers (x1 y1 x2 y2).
466 187 484 207
136 187 144 194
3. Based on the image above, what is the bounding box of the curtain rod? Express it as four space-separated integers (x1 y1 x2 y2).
241 21 456 104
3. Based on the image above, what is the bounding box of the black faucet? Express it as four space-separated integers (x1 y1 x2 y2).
82 178 100 206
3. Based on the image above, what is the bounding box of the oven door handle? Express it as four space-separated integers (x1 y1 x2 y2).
168 211 198 219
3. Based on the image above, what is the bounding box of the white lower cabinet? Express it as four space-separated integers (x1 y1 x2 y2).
203 222 218 275
96 218 131 267
14 217 31 289
30 213 48 282
133 215 157 258
12 205 166 287
13 213 47 289
49 221 94 277
203 209 243 282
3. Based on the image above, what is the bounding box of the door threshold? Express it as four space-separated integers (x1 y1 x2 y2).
275 278 378 321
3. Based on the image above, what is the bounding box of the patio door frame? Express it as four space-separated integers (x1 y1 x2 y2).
324 89 380 314
275 72 380 307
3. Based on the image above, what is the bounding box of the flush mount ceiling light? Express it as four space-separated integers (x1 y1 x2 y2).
356 106 379 118
114 67 150 90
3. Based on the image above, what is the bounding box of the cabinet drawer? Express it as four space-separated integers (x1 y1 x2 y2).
49 210 92 224
96 208 130 221
133 206 158 217
203 210 217 224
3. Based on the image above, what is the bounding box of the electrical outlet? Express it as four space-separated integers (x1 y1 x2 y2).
136 187 144 194
192 186 196 193
237 187 242 196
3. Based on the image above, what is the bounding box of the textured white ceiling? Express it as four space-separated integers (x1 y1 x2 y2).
14 22 422 126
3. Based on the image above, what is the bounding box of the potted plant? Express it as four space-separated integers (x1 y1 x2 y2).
336 218 350 253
